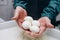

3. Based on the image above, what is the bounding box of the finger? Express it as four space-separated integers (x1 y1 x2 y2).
24 9 27 16
18 22 25 30
33 26 46 37
46 22 54 28
25 31 36 37
24 31 31 35
19 10 27 20
11 14 19 20
30 26 46 37
25 31 40 38
12 9 20 20
38 19 46 35
30 32 36 37
18 19 24 23
39 26 46 36
31 33 40 37
24 31 34 38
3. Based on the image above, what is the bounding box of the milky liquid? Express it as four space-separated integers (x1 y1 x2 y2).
0 27 59 40
39 35 58 40
23 34 58 40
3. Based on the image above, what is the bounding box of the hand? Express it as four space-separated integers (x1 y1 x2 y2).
24 17 54 37
12 6 27 29
39 17 54 28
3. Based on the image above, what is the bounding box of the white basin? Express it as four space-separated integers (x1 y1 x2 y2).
0 20 60 40
0 18 5 23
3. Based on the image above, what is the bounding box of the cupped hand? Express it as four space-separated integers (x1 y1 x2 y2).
12 6 27 29
24 17 54 38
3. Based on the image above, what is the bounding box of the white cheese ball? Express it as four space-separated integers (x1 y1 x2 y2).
24 16 33 23
22 21 31 29
30 26 40 33
32 20 40 27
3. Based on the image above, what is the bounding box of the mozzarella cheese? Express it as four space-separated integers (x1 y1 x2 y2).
30 26 40 33
22 21 31 29
24 16 33 23
32 20 40 27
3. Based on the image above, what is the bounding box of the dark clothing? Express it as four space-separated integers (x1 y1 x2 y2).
13 0 59 26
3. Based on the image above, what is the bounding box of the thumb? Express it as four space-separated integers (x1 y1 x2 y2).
46 22 54 28
11 12 19 20
11 6 22 20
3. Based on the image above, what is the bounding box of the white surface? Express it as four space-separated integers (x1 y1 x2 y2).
0 20 18 29
0 18 5 23
45 28 60 40
0 20 60 40
0 0 7 5
0 27 59 40
0 0 14 21
0 27 24 40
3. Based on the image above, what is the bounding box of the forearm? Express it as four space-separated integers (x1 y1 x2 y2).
41 0 59 20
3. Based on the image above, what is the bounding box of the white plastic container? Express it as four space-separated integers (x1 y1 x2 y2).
0 18 5 23
0 20 60 40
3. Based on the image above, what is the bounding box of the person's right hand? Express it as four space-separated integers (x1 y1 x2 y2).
12 6 27 29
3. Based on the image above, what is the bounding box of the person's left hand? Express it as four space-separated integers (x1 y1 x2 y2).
24 17 54 37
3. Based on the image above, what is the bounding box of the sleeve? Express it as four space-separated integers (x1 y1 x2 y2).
41 0 59 21
13 0 28 10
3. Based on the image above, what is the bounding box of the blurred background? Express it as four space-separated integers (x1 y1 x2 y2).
0 0 59 20
0 0 60 28
0 0 14 21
